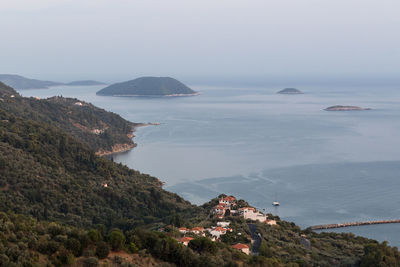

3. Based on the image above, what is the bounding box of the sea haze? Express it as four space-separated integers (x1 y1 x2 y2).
20 83 400 246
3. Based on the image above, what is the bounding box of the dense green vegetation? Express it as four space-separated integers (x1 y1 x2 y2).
0 86 202 229
0 212 176 266
96 77 197 96
1 82 400 266
2 207 398 266
0 82 135 153
0 212 248 267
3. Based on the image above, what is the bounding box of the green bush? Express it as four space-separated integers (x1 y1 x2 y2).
188 237 217 255
65 238 81 256
108 230 126 251
95 241 110 259
127 242 139 253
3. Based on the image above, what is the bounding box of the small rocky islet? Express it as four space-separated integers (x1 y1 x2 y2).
324 105 371 111
277 88 304 94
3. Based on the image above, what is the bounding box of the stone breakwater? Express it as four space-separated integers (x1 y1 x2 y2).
311 219 400 230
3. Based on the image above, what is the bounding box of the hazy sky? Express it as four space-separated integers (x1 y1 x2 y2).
1 0 399 84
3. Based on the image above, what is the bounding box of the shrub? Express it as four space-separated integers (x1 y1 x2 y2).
127 242 139 253
108 230 126 251
95 241 110 259
188 237 217 255
65 237 81 256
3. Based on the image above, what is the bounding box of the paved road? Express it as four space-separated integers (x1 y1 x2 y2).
248 223 262 254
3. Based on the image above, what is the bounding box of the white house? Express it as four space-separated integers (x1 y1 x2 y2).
213 204 226 216
207 227 227 239
239 207 267 222
217 221 230 227
219 196 236 207
178 227 189 234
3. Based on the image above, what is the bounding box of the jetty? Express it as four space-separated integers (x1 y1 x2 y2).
311 219 400 230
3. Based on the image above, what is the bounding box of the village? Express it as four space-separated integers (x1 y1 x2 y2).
168 195 278 255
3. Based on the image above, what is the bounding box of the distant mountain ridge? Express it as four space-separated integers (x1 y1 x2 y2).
0 74 105 89
0 74 63 89
96 76 198 96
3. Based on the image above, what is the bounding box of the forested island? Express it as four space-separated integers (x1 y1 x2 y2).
325 105 371 111
0 81 397 266
277 88 304 94
96 76 199 96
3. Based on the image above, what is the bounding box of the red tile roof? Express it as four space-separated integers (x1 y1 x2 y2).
180 237 194 242
239 207 255 211
220 196 236 202
231 243 249 249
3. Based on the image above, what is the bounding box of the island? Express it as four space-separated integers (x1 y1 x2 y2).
277 88 304 94
96 76 199 96
324 105 371 111
66 80 106 86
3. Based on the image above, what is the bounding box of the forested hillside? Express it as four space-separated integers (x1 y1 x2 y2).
0 82 135 154
0 87 202 229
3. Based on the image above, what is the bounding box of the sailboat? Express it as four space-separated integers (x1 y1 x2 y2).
272 193 280 206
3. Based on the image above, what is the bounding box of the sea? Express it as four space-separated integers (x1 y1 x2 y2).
20 83 400 246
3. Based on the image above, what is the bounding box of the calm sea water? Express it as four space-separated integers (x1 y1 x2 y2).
20 84 400 245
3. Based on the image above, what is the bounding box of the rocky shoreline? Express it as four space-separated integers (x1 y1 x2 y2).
95 143 137 156
95 123 158 156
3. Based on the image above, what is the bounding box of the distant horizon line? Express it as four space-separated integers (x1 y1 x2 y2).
1 72 400 87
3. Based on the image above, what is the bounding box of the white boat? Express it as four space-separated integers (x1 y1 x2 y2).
272 201 280 206
272 193 280 206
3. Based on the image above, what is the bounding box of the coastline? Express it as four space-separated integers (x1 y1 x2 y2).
95 122 158 156
99 92 200 97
